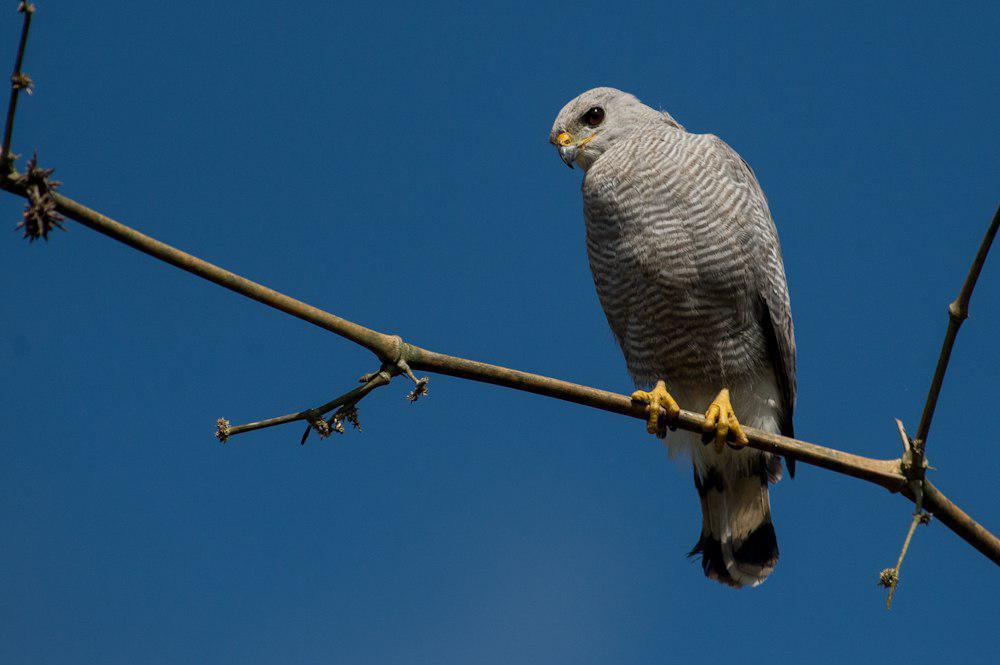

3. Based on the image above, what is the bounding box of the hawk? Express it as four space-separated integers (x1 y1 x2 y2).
550 87 796 588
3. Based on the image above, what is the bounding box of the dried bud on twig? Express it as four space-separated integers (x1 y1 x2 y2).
215 418 231 443
15 152 64 241
406 378 429 402
311 417 333 438
11 72 32 94
300 409 334 445
330 404 361 432
877 568 898 589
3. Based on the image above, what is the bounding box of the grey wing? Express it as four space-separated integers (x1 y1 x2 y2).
715 138 797 440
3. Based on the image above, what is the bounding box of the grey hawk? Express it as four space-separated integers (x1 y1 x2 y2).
551 87 796 588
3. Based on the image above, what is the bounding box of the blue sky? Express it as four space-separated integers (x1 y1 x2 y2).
2 1 999 663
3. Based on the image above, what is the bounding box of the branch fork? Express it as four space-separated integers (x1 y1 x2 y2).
375 335 430 395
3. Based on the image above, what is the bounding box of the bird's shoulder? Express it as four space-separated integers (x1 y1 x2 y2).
583 126 746 187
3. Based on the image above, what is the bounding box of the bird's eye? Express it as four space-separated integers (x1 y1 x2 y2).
582 106 605 127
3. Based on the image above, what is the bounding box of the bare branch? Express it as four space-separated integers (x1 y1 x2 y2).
916 480 1000 566
217 369 392 442
4 171 998 564
1 2 34 172
0 172 899 478
913 204 1000 454
878 418 931 607
881 510 931 609
4 178 402 361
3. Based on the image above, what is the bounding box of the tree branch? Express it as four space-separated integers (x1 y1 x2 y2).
877 203 1000 602
881 510 930 609
217 368 392 443
913 204 1000 455
1 2 33 173
4 170 999 565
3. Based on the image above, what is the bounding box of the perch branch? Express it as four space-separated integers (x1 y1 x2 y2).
3 171 999 565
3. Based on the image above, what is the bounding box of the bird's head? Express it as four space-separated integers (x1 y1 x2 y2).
549 87 678 171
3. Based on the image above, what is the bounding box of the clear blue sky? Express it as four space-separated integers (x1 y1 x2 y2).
3 1 999 663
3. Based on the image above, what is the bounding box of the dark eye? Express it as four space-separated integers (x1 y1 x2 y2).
581 106 605 127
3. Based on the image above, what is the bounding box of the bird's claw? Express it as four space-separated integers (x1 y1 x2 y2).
702 388 749 453
631 380 680 438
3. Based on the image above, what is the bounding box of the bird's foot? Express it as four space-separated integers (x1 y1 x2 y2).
702 388 749 453
630 380 680 438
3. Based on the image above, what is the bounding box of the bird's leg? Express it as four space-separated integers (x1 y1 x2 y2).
630 380 680 438
702 388 750 453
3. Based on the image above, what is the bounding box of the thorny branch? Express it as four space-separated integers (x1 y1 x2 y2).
3 6 1000 596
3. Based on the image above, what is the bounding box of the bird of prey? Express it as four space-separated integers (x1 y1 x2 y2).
550 87 796 588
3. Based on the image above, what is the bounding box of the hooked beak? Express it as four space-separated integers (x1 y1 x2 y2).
559 145 578 169
554 131 596 169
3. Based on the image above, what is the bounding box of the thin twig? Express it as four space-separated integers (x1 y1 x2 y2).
912 204 1000 457
880 419 930 608
1 2 34 172
882 509 930 609
217 370 391 442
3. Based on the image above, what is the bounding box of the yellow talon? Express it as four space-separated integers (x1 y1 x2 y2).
631 380 680 438
703 388 749 453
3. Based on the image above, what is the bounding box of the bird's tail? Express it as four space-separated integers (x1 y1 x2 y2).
689 455 781 588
